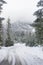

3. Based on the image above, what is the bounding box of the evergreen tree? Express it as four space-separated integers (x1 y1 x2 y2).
0 0 6 46
5 18 14 47
30 0 43 45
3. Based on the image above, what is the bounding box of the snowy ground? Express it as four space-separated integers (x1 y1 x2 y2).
0 43 43 65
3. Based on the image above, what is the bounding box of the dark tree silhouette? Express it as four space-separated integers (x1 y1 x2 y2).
0 0 6 46
30 0 43 45
5 18 14 47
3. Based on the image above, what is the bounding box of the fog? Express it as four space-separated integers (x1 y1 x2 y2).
1 0 39 23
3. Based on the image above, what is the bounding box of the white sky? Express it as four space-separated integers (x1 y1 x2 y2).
1 0 39 23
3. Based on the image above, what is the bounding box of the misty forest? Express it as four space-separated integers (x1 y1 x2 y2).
0 0 43 65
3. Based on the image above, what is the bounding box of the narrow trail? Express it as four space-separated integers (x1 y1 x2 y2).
0 43 43 65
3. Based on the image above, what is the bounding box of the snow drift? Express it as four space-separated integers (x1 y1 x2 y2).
0 43 43 65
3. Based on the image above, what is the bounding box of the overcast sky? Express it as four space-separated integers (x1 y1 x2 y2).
1 0 39 23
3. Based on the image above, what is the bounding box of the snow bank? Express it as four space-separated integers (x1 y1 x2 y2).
0 43 43 65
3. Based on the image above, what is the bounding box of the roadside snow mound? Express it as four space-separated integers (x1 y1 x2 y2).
0 43 43 65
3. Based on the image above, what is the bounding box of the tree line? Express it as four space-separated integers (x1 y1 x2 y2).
0 0 43 47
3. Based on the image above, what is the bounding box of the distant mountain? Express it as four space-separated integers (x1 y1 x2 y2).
11 22 33 33
3 22 34 43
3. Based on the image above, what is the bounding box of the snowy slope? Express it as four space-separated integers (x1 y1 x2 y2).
0 43 43 65
12 22 33 32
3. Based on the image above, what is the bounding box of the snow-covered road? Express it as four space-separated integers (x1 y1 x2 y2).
0 43 43 65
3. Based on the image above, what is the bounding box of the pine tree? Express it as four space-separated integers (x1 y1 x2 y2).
30 0 43 45
5 18 14 47
0 0 6 46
